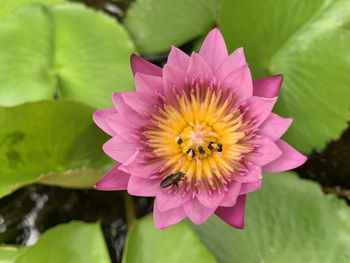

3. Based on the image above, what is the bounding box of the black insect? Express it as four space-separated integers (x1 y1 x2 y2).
177 137 183 145
208 141 215 151
198 146 205 154
160 172 185 188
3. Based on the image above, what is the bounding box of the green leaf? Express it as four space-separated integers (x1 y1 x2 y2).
53 4 135 108
219 0 350 152
123 0 221 55
0 5 57 106
0 0 63 22
193 173 350 263
0 100 109 198
15 221 111 263
0 247 27 263
0 3 135 108
122 215 218 263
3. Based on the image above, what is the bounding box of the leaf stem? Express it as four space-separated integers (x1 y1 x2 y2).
123 192 136 228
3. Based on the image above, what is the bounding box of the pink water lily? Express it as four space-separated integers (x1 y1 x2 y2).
93 28 307 229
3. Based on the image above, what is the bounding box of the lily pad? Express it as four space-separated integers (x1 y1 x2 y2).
193 172 350 263
0 247 27 263
14 221 111 263
0 0 63 22
53 4 135 108
0 3 135 108
0 101 109 198
123 0 220 54
123 215 218 263
219 0 350 152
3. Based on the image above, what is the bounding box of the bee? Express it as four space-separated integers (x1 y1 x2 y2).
160 172 185 188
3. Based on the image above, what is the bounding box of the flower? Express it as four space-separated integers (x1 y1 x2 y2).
93 28 307 229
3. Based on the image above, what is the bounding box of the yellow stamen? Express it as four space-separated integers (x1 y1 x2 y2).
145 87 253 191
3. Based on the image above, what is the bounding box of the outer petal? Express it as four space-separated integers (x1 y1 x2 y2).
219 182 241 207
167 46 190 72
120 156 166 178
199 28 228 71
93 108 117 136
197 189 225 208
187 53 213 83
106 114 139 143
215 47 246 82
112 93 148 126
240 96 277 130
183 198 216 225
102 136 139 163
95 165 130 191
122 92 158 115
233 164 262 183
127 176 160 197
156 188 191 212
263 140 307 172
239 180 261 195
135 73 164 96
258 113 293 141
163 64 187 104
130 54 162 77
153 199 187 229
245 136 282 166
222 64 253 104
215 195 246 229
253 75 283 98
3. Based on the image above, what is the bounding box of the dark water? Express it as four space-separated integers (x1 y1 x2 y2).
0 1 349 262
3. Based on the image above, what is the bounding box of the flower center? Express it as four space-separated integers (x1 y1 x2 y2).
144 85 254 192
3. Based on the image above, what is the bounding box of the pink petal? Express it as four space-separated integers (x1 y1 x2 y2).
167 46 190 72
112 93 148 126
222 64 253 104
258 113 293 141
220 182 241 207
240 96 277 130
215 195 246 229
135 73 164 96
120 157 166 178
233 164 262 183
95 165 130 191
130 54 162 77
106 114 139 143
163 64 187 104
253 75 283 98
197 189 225 208
245 136 282 166
187 52 213 83
102 136 139 163
122 91 158 116
156 188 191 212
239 180 261 195
199 28 228 71
215 47 246 82
127 176 160 197
153 199 187 229
93 108 117 136
183 198 216 225
263 140 307 173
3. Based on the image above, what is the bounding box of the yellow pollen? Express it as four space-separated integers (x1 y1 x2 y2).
145 87 253 192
